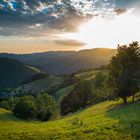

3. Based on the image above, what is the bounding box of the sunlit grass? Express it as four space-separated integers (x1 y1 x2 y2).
0 97 140 140
76 69 108 80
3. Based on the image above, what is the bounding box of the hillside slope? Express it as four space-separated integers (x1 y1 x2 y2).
54 69 108 102
16 69 107 100
0 58 38 88
0 48 116 74
15 75 63 96
0 100 140 140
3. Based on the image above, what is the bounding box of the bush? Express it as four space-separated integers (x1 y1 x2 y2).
13 93 58 121
0 97 19 110
36 94 58 121
13 96 36 119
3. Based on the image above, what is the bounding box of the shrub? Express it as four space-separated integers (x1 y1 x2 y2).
36 93 58 121
13 96 36 119
12 93 58 121
0 97 19 110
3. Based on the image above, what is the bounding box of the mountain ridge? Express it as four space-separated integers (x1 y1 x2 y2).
0 48 117 74
0 58 38 89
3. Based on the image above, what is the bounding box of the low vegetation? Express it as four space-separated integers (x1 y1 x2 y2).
1 93 58 121
0 99 140 140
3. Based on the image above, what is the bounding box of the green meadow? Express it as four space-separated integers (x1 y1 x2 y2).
0 99 140 140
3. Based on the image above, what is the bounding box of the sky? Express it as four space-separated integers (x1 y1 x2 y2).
0 0 140 53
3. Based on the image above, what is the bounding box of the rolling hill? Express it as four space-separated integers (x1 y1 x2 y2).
0 58 38 89
14 75 63 96
0 99 140 140
12 69 108 101
0 48 116 74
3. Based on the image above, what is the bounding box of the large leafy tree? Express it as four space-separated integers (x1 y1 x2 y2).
36 94 58 121
13 96 36 119
109 42 140 103
60 80 94 115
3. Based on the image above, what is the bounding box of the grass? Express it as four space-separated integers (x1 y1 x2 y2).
15 75 63 94
76 69 108 80
54 69 108 102
27 66 41 73
54 85 74 102
13 69 107 99
0 99 140 140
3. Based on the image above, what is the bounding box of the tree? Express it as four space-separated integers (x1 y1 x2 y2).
0 97 19 110
74 80 94 107
60 80 94 115
12 94 58 121
109 42 140 103
93 72 114 101
13 96 36 119
94 72 107 88
36 93 58 121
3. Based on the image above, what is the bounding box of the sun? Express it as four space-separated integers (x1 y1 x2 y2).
58 9 140 50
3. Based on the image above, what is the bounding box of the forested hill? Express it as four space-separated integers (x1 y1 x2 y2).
0 48 116 74
0 58 38 88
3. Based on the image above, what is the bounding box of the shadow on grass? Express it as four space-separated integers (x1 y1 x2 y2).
105 101 140 139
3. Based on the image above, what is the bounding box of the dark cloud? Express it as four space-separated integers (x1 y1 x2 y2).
0 0 140 37
0 0 84 36
115 8 127 15
55 39 86 46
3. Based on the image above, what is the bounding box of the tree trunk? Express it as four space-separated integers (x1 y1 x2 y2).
123 97 127 104
132 95 135 102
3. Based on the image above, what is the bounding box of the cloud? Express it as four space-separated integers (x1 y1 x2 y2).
54 39 86 46
0 0 140 37
29 23 44 29
115 8 127 15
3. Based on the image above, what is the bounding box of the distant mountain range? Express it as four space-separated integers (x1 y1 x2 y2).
0 58 38 88
0 48 117 74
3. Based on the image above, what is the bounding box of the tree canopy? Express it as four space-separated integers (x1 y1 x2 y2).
109 42 140 103
13 93 58 121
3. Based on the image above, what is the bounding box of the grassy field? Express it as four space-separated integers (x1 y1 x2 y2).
27 66 41 73
76 69 108 80
54 69 108 102
0 99 140 140
12 69 107 99
54 85 74 102
15 75 63 94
